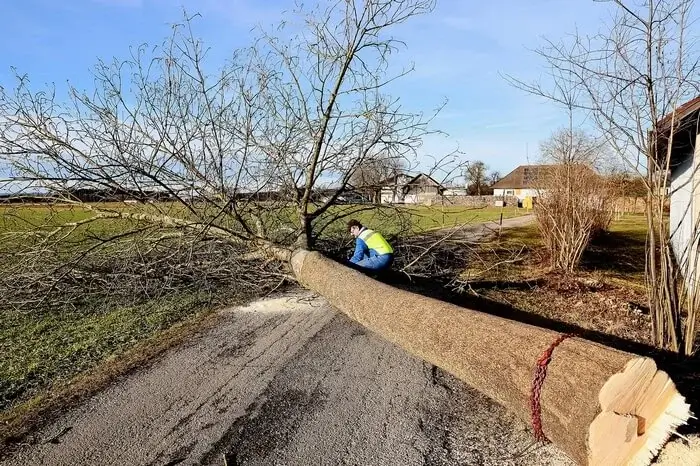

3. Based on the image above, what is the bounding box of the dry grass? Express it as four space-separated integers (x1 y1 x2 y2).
479 279 651 345
456 214 652 345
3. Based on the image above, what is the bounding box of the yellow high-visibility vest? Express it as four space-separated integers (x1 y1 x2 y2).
359 228 394 255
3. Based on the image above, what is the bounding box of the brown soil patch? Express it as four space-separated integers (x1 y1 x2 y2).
473 273 651 346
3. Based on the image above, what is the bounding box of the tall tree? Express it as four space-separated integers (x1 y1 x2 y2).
465 161 489 195
349 155 405 204
539 128 604 166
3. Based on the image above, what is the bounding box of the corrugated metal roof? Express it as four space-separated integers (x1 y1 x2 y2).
657 95 700 131
655 95 700 165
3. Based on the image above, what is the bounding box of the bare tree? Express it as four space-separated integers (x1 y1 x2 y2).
535 130 617 272
465 160 489 195
488 170 501 186
0 1 449 312
349 155 405 203
540 128 606 165
508 0 699 354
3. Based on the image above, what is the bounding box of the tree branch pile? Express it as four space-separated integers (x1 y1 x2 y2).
0 205 288 313
0 0 468 314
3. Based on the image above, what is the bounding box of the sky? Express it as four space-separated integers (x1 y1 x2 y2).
0 0 654 178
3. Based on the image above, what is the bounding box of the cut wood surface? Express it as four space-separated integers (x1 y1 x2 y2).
291 250 692 465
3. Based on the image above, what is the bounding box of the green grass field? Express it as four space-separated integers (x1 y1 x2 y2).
314 204 527 238
0 202 528 254
582 214 648 287
0 202 525 233
402 205 525 232
0 293 213 411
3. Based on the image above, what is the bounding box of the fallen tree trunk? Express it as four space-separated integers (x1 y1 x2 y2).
291 250 692 466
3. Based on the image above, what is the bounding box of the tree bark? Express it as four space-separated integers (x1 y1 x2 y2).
291 250 691 465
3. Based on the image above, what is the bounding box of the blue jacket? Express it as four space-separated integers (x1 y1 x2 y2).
350 234 370 264
350 228 392 264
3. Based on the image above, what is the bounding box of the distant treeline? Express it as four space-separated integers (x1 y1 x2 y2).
0 186 368 204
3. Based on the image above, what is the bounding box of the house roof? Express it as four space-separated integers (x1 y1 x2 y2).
491 164 598 189
491 165 556 189
405 173 442 187
655 95 700 165
378 172 443 188
377 172 415 186
657 95 700 131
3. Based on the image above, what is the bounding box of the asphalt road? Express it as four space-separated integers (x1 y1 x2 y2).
2 292 572 466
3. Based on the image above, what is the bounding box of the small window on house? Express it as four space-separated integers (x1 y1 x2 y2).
505 189 514 195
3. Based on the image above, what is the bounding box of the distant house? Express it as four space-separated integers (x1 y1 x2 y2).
0 192 52 204
491 164 601 207
377 173 413 203
491 165 554 201
379 172 445 204
442 186 468 196
657 95 700 273
60 186 179 203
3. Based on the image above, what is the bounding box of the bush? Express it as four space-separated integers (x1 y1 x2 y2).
535 164 616 272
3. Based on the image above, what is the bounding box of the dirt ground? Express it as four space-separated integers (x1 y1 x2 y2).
476 275 651 345
447 215 654 347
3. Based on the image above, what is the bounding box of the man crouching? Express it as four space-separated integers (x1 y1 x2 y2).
347 219 394 272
